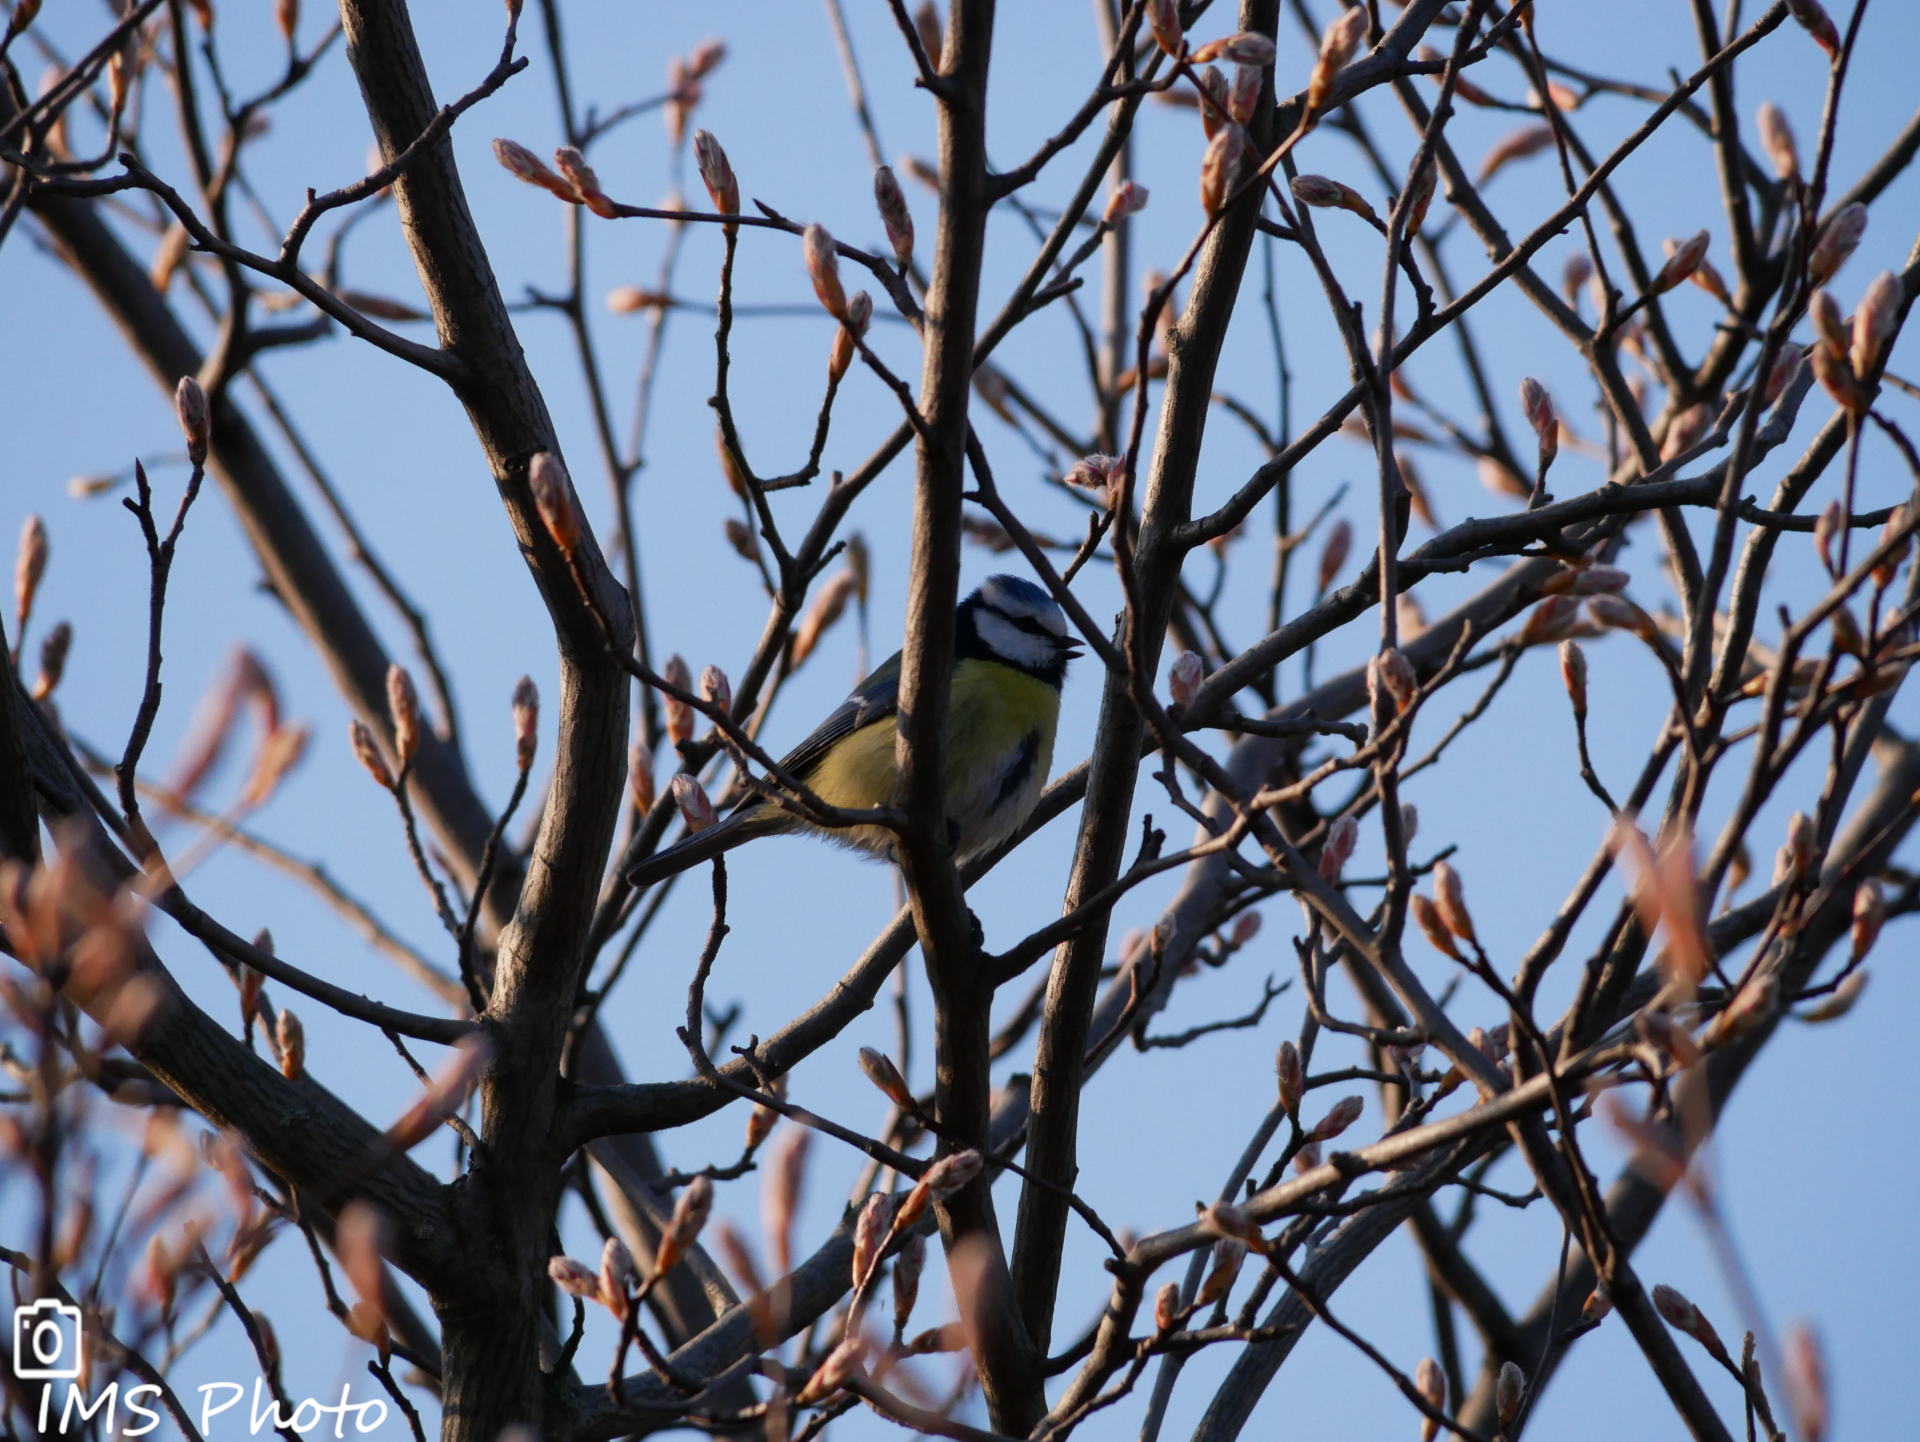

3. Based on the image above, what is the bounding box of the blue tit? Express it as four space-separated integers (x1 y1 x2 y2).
625 574 1080 889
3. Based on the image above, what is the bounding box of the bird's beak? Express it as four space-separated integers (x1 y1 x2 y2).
1060 639 1085 660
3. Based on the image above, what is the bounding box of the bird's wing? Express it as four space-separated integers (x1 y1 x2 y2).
750 648 904 800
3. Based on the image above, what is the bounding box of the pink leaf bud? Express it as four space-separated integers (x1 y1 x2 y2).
851 1190 894 1289
1276 1039 1303 1118
699 664 731 715
527 451 581 557
1519 594 1580 647
686 38 727 78
1290 174 1378 225
1758 101 1800 179
663 655 695 744
1546 564 1630 597
32 620 70 701
1786 0 1840 58
1154 1281 1180 1332
1228 63 1262 125
511 676 538 772
1168 650 1204 708
1399 803 1418 844
386 664 421 767
1496 1360 1525 1426
873 166 914 267
671 775 717 833
1519 376 1557 469
803 223 848 320
1783 1322 1829 1442
1433 861 1476 945
1199 123 1246 214
600 1236 635 1305
1801 967 1867 1022
692 130 738 216
1560 639 1588 717
548 1255 599 1299
1651 230 1709 295
1851 878 1885 960
1318 814 1358 881
1190 32 1275 67
1307 1094 1363 1143
1104 180 1149 225
1416 1355 1446 1441
893 1231 926 1330
349 719 394 790
795 1337 868 1406
1808 202 1866 287
629 743 655 814
1586 593 1658 641
1195 1237 1246 1307
1764 343 1806 405
175 376 210 465
912 2 942 69
1317 517 1352 592
1477 125 1554 185
1562 251 1593 306
1230 910 1262 946
1811 339 1870 415
1411 893 1462 960
551 147 613 217
1371 646 1418 713
276 1008 304 1078
857 1047 914 1110
1309 4 1369 113
1403 153 1438 234
1146 0 1182 57
923 1148 984 1199
1813 499 1843 575
1807 289 1848 358
1667 235 1730 305
1064 453 1124 496
15 514 48 631
1850 270 1901 379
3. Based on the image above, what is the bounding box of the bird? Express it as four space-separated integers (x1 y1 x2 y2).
625 574 1080 890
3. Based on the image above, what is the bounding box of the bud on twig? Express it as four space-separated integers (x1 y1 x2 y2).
32 620 70 701
1653 1283 1732 1365
663 655 694 744
1850 270 1900 380
795 1337 867 1406
874 166 914 268
1519 377 1557 471
1145 0 1182 57
1786 0 1840 58
1104 180 1149 225
1307 1094 1362 1143
349 719 394 789
1308 5 1369 115
493 138 576 200
1415 1355 1446 1441
1783 1322 1828 1442
1317 518 1352 593
1758 101 1800 179
14 514 47 638
1808 202 1866 287
1432 861 1477 946
527 452 582 558
1651 230 1709 295
1154 1281 1180 1332
628 742 655 815
175 376 210 465
692 130 738 216
276 1009 304 1078
1372 646 1417 713
803 224 848 320
548 1255 598 1299
851 1190 893 1290
386 665 421 769
893 1231 925 1331
699 664 731 717
1496 1360 1525 1428
1850 878 1884 960
654 1174 713 1277
1318 815 1358 881
1667 236 1730 305
671 775 717 833
1276 1039 1303 1118
511 677 537 773
1290 175 1379 226
1199 124 1245 214
1190 33 1276 67
1813 499 1843 576
1559 639 1588 717
857 1047 914 1110
1410 892 1462 960
1168 650 1203 708
1195 1237 1245 1307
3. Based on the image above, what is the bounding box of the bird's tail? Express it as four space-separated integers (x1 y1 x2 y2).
624 801 783 891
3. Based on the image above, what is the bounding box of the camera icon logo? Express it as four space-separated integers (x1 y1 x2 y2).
14 1299 84 1381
